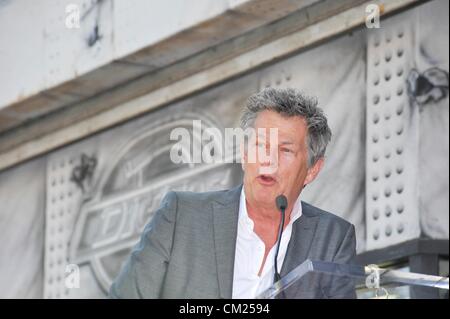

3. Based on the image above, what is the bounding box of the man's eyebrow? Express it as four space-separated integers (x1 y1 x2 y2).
255 134 295 145
279 141 295 145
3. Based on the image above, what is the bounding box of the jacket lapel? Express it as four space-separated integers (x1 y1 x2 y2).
281 202 320 277
212 185 242 299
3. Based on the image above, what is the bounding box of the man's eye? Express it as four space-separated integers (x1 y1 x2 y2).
281 148 292 153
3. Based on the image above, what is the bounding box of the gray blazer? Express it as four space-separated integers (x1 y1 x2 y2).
109 184 357 299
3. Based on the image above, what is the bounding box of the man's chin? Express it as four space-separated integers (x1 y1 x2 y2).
252 191 278 207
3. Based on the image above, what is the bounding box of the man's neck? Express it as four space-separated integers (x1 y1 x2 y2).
246 200 292 231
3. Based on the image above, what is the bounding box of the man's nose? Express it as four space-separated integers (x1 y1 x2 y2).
258 146 278 175
259 145 278 167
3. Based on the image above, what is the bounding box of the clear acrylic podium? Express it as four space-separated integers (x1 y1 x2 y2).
257 259 449 299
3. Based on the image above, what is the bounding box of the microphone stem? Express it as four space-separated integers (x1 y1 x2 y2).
273 207 285 283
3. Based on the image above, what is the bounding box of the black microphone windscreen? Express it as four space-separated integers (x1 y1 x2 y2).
275 195 288 211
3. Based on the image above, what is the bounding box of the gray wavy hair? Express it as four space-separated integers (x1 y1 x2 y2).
240 87 332 167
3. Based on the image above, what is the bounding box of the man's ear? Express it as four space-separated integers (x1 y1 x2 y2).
304 157 325 186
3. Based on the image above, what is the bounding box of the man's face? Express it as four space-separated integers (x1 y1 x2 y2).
242 110 323 211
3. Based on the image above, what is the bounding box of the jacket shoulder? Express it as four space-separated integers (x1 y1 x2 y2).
301 201 353 230
172 184 241 205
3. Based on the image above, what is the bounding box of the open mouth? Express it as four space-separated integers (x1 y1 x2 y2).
257 174 277 185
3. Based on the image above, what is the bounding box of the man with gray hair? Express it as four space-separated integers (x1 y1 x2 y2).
110 88 356 299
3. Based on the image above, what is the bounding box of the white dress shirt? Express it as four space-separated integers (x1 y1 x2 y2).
232 187 303 299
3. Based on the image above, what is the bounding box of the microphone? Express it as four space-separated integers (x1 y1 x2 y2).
276 195 288 211
274 195 287 283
